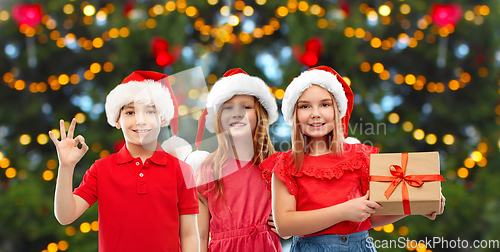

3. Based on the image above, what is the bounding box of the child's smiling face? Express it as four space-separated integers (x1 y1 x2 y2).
219 95 257 139
296 85 336 139
116 102 161 148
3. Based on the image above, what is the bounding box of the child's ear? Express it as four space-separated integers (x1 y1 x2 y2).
115 113 122 129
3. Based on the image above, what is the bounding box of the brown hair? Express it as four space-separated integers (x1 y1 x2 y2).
198 96 275 213
290 86 344 173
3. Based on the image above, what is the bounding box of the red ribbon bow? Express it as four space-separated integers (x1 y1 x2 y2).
370 153 445 215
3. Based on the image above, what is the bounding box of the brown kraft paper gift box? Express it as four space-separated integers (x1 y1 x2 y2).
369 152 445 215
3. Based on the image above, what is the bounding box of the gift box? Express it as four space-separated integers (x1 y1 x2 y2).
369 152 445 215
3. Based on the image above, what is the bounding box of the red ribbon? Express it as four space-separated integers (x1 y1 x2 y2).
370 153 446 215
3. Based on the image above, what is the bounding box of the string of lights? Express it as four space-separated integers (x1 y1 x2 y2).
0 1 489 96
0 1 490 92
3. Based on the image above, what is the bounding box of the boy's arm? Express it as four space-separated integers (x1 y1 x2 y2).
180 214 200 252
197 196 210 252
54 165 90 225
50 119 90 225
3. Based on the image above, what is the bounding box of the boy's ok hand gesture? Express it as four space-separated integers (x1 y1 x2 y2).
49 118 89 168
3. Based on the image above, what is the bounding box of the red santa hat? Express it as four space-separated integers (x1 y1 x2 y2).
202 68 278 133
105 70 192 159
281 65 357 142
185 68 278 170
105 70 176 129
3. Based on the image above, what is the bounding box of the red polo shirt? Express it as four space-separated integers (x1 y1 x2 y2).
73 144 199 252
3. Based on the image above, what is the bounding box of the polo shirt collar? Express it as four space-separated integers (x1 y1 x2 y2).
116 143 168 166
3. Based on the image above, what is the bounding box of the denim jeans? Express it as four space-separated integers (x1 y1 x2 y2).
290 231 376 252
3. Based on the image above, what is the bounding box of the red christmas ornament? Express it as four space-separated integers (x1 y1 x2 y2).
11 3 43 27
124 1 135 18
305 38 323 57
156 51 174 67
151 37 170 57
151 37 179 67
300 51 318 67
339 0 351 17
294 38 322 67
430 3 463 27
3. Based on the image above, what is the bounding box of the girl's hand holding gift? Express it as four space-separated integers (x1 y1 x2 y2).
423 189 446 220
342 191 382 222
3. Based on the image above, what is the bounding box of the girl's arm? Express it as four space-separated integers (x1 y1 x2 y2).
197 195 210 252
268 213 291 239
272 174 382 237
180 214 200 252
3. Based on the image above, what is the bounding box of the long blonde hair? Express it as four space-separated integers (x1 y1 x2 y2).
291 87 344 173
198 97 275 212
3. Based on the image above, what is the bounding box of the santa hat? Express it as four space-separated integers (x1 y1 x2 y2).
202 68 279 133
281 65 358 143
185 68 278 169
105 70 192 159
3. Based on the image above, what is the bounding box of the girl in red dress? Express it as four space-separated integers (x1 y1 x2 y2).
189 68 286 252
261 66 445 252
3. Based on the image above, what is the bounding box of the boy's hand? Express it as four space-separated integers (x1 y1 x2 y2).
49 118 89 168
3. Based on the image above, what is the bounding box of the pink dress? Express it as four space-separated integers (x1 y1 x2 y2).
197 158 282 252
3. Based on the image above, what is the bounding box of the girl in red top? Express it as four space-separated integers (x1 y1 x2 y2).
261 66 445 251
188 68 286 251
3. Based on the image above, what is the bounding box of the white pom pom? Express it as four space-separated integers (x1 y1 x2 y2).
161 135 193 161
185 150 210 173
344 137 361 144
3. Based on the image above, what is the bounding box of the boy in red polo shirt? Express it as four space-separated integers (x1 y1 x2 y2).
49 71 200 252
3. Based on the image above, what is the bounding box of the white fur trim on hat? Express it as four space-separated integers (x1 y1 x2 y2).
204 73 278 133
161 135 193 161
105 80 174 127
185 150 210 173
281 69 348 126
344 137 361 144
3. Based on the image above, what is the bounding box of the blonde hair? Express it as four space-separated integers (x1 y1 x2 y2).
198 97 275 213
291 86 344 173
